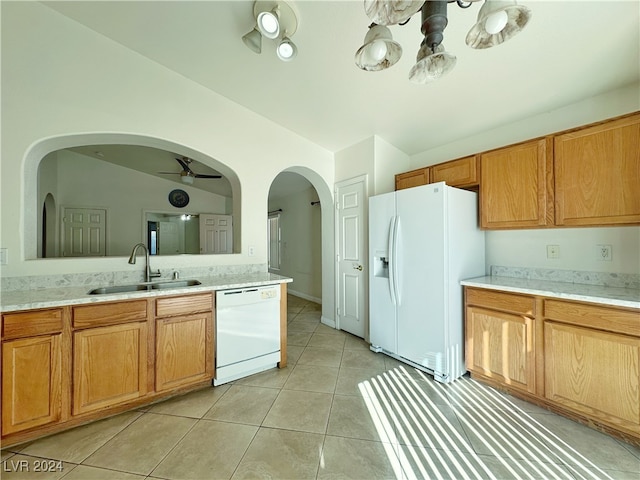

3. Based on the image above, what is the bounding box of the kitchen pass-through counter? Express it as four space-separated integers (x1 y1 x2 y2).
0 271 292 447
0 272 292 313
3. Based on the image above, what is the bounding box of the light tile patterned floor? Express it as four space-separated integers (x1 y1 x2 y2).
2 295 639 479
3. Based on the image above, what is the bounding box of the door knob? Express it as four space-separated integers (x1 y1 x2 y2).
353 264 363 271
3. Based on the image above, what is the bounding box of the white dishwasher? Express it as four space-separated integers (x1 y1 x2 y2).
214 285 281 386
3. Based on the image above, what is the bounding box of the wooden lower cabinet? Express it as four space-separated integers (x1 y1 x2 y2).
544 321 640 433
156 312 213 392
466 306 535 394
465 286 640 442
465 288 536 394
2 334 63 435
73 321 148 415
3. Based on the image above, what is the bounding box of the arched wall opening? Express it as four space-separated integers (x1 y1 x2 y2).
267 166 335 327
23 133 242 260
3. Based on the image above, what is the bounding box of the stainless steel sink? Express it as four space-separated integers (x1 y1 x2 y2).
88 284 152 295
150 279 202 290
88 279 201 295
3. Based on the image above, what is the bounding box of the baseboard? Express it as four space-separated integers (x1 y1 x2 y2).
321 315 336 329
288 289 321 305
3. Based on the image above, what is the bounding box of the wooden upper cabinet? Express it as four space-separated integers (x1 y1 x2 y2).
395 167 429 191
480 138 554 229
430 155 480 188
554 113 640 226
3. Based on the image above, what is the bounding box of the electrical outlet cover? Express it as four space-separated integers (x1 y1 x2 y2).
596 244 612 261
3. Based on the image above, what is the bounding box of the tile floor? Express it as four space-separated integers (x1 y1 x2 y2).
2 295 639 480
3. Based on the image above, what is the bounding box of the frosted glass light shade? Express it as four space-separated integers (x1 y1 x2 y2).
364 0 425 26
242 27 262 54
408 43 457 84
355 24 402 71
181 174 194 185
466 0 531 49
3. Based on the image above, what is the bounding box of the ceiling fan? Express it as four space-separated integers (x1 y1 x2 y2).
158 157 222 185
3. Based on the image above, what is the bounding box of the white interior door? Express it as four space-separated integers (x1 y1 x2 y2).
335 175 367 339
199 214 233 254
62 207 106 257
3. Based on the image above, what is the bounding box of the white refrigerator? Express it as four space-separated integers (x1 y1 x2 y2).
369 182 485 383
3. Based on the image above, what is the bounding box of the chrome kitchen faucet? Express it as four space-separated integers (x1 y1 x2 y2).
128 243 161 283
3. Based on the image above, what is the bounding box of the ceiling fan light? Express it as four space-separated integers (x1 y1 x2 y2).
466 0 531 49
181 173 194 185
364 0 425 26
242 27 262 54
355 24 402 71
276 37 297 61
408 43 457 84
257 9 280 39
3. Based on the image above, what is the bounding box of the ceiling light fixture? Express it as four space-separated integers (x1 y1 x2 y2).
242 27 262 54
357 0 531 83
243 1 299 62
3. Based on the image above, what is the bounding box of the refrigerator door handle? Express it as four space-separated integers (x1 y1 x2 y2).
392 216 401 305
388 216 398 306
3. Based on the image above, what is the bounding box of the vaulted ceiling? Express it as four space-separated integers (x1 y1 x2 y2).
43 1 639 158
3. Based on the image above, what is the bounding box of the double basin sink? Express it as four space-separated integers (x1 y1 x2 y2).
88 279 202 295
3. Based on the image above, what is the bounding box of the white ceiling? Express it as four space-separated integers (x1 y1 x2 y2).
42 1 640 158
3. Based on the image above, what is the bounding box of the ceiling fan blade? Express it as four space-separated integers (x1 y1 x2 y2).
157 171 181 175
175 157 193 174
194 174 222 179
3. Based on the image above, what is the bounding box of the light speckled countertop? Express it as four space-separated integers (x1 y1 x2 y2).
461 276 640 309
1 273 292 313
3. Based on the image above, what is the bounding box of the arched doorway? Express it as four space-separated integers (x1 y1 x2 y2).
267 167 335 329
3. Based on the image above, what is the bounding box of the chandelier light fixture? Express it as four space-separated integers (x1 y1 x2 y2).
356 0 532 83
242 0 299 62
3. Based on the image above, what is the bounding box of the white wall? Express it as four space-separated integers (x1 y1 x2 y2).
46 150 229 257
51 150 227 256
408 84 640 275
268 187 322 302
1 2 334 282
334 135 410 196
335 137 375 189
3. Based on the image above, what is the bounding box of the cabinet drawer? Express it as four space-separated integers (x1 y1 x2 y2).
156 293 213 318
465 288 535 316
544 299 640 337
2 309 63 340
73 300 148 329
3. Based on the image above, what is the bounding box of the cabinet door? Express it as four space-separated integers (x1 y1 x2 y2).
554 113 640 226
480 138 553 229
2 335 62 435
545 321 640 433
431 155 479 188
395 167 429 191
156 313 213 392
466 306 535 393
73 322 147 415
